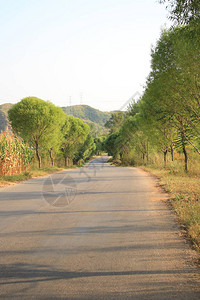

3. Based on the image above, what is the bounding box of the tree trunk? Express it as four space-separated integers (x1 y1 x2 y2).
170 144 174 162
182 145 188 172
49 148 54 166
170 129 174 161
35 141 41 169
164 150 167 168
146 140 149 162
64 157 68 167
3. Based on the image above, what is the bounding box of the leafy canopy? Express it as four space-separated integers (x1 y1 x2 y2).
8 97 66 145
159 0 200 24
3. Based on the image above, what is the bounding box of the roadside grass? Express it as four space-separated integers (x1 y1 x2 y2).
111 151 200 259
0 156 97 187
0 167 66 187
141 166 200 256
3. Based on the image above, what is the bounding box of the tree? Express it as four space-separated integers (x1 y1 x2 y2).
94 136 106 155
105 112 124 133
44 128 64 166
140 24 200 171
103 132 119 157
120 114 150 164
126 100 140 117
159 0 200 24
61 116 90 166
76 134 96 163
8 97 66 168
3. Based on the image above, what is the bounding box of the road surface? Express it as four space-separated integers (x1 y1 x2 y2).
0 156 199 299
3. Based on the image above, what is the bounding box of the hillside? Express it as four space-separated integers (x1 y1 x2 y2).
0 103 13 132
0 103 110 135
62 105 111 126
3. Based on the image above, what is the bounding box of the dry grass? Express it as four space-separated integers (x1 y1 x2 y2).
142 166 200 256
0 160 89 187
0 167 65 187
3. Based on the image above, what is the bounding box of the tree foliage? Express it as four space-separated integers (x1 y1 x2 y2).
105 112 125 133
105 21 199 172
7 97 100 170
61 116 90 166
8 97 66 168
159 0 200 24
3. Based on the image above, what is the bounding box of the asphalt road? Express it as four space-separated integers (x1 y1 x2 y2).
0 156 199 299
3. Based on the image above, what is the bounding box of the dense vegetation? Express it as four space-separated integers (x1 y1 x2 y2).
104 21 200 173
7 97 104 169
0 130 33 176
0 101 109 171
160 0 200 24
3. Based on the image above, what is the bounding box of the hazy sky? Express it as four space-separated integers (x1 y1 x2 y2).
0 0 171 111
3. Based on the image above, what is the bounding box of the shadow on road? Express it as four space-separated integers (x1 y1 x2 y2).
0 263 199 299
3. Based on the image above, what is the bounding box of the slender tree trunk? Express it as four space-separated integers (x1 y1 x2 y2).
170 145 174 162
49 148 54 166
35 141 41 169
182 145 188 172
146 140 149 162
170 129 174 161
64 157 68 167
164 150 167 168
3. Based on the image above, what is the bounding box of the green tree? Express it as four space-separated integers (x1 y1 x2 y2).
76 134 96 163
105 112 124 133
8 97 66 168
120 114 150 164
126 100 140 117
141 24 200 171
159 0 200 24
104 132 119 157
44 129 64 166
61 116 90 166
94 136 106 155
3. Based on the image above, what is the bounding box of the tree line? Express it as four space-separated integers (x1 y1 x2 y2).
5 0 199 173
104 0 200 172
8 97 101 169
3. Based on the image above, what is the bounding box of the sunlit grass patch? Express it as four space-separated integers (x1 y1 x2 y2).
142 166 200 255
0 167 65 187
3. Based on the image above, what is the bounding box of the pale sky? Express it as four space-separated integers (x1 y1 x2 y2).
0 0 171 111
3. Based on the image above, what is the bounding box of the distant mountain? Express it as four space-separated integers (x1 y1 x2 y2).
0 103 13 132
62 105 111 126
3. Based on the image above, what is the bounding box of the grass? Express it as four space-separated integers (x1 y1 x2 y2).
0 156 97 187
0 167 66 187
141 166 200 257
